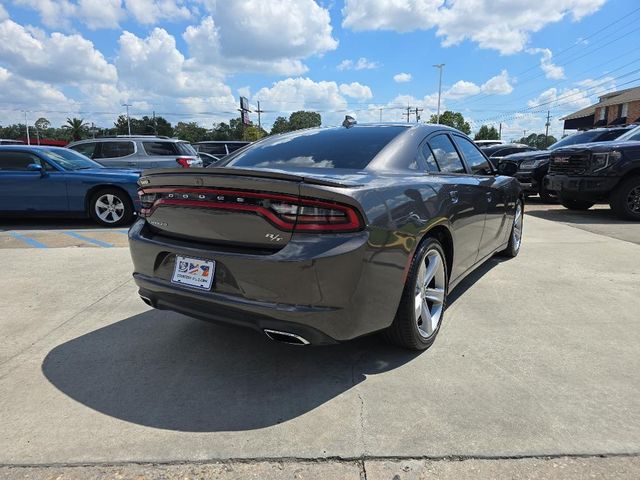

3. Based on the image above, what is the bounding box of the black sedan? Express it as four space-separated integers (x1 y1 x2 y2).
480 143 537 168
129 124 523 351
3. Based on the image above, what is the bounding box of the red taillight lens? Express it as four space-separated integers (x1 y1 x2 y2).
176 157 193 168
138 188 364 232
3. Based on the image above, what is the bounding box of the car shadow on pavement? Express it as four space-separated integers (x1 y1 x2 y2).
526 205 626 225
42 311 420 432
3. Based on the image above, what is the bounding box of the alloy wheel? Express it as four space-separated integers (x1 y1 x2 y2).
627 186 640 214
95 193 125 224
513 201 523 251
414 249 446 338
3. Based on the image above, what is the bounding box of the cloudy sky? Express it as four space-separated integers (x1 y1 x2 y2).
0 0 637 139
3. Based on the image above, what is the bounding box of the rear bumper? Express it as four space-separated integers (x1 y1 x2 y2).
128 219 404 344
545 175 620 199
514 171 539 194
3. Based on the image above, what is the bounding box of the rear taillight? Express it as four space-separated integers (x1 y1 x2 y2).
176 157 195 168
138 188 364 232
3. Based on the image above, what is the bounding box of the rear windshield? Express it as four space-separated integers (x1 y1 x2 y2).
550 129 627 150
225 126 405 170
143 141 196 156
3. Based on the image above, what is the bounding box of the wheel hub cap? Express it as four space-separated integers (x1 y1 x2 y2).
628 187 640 214
95 194 124 223
414 249 446 338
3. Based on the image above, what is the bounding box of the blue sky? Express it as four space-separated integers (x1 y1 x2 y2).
0 0 638 140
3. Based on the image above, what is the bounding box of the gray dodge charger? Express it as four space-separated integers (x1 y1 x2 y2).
129 123 523 350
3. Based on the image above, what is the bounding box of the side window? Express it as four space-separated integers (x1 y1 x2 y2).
201 144 227 155
0 152 41 170
143 142 178 156
428 134 466 174
453 136 493 175
98 141 134 158
420 143 441 172
70 142 96 158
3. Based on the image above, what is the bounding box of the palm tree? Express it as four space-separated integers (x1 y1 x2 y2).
63 117 88 141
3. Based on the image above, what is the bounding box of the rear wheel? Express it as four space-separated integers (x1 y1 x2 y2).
560 197 594 211
89 189 134 227
385 237 448 351
499 199 523 258
609 176 640 221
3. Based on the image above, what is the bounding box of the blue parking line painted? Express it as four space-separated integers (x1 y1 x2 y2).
115 229 129 235
7 232 47 248
63 231 113 248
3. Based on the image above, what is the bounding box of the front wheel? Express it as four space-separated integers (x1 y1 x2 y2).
609 176 640 221
385 237 448 351
560 197 594 211
89 189 134 227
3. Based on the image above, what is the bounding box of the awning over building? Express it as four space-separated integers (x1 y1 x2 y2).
609 117 627 126
564 114 595 130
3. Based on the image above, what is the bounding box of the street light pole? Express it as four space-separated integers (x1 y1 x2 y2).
24 111 30 145
433 64 445 124
122 103 132 136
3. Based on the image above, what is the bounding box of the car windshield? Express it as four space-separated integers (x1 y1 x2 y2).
41 148 102 170
224 126 406 170
549 129 627 150
614 125 640 142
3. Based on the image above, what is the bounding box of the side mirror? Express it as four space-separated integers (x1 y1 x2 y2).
27 163 44 175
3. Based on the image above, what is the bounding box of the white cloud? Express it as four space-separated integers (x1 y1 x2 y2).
480 70 514 95
14 0 124 29
0 67 71 106
393 72 412 83
446 80 481 99
337 57 381 71
124 0 191 25
527 48 565 79
0 4 8 20
342 0 606 54
339 82 373 100
0 20 117 85
190 0 337 75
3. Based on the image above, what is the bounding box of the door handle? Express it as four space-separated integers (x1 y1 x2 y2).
486 192 493 202
449 191 459 204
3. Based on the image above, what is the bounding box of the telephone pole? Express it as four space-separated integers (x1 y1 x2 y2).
255 101 264 137
433 63 445 124
414 107 423 123
379 108 383 122
499 122 502 140
544 110 551 148
404 105 412 123
24 111 30 145
122 103 132 136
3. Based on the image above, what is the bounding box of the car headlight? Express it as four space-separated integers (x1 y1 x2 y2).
592 151 622 172
519 159 542 170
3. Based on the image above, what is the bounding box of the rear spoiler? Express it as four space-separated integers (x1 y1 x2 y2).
139 167 364 188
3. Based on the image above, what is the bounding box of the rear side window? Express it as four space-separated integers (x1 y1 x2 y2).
199 143 228 155
97 141 134 158
227 126 405 170
428 134 466 174
453 136 493 175
176 143 197 155
143 142 178 156
69 142 97 158
0 151 41 170
594 129 631 142
227 142 249 153
420 144 441 172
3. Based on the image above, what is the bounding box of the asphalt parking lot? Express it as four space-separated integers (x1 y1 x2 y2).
1 203 639 479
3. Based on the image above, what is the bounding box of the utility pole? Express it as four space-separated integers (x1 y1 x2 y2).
414 107 423 123
255 101 264 137
544 110 551 148
499 122 502 140
404 105 412 123
122 103 132 136
523 129 527 140
379 108 383 123
433 64 445 124
23 111 30 145
152 110 157 135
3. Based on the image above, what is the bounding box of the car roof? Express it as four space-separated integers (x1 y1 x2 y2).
68 136 187 145
195 140 251 144
0 145 67 151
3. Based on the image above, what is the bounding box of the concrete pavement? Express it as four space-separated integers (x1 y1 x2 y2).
0 212 639 476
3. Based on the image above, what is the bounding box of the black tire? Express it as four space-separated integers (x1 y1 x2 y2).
499 199 523 258
88 188 134 227
560 197 594 211
384 237 448 351
609 175 640 221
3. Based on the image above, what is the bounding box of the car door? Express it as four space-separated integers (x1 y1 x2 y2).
452 134 509 259
424 134 488 281
0 151 68 212
94 141 137 168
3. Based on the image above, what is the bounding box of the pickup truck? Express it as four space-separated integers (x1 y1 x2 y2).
545 125 640 220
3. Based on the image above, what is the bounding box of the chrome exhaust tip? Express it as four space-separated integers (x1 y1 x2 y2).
264 329 310 346
139 295 154 307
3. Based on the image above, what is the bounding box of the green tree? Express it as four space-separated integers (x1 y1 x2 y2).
63 117 88 141
174 121 208 143
517 133 557 149
428 111 471 134
288 111 321 131
34 117 51 132
244 124 268 141
474 125 499 140
270 116 290 135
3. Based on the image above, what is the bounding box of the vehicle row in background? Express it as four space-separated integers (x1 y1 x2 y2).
0 145 140 226
546 125 640 220
67 136 202 169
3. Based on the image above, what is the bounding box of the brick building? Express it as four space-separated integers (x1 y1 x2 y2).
562 86 640 130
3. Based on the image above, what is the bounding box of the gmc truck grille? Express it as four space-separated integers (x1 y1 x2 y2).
549 154 589 175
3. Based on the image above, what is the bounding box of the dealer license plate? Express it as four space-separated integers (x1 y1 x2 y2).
171 255 215 290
